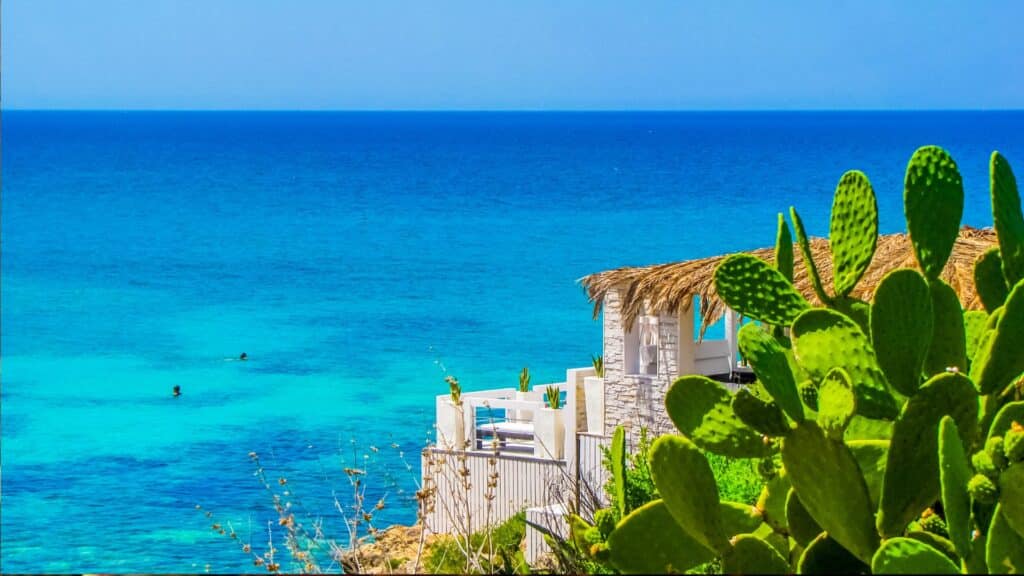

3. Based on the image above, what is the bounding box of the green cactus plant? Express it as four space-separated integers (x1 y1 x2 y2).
871 268 933 396
830 170 879 298
992 151 1024 285
878 372 978 538
664 375 771 458
976 248 1011 313
792 308 897 419
602 147 1024 575
937 416 973 558
714 253 811 326
737 323 804 421
904 145 964 281
924 279 969 376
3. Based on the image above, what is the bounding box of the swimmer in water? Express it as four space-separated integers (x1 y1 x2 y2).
239 352 248 361
173 385 181 397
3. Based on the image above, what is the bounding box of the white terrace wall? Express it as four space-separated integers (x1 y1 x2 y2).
601 285 698 438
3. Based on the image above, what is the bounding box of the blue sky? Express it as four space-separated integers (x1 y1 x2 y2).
4 1 1023 110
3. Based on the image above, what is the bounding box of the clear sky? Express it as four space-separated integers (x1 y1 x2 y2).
4 0 1023 110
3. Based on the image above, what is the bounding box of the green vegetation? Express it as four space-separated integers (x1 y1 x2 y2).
425 512 528 574
519 367 531 393
592 354 605 378
601 147 1024 574
545 385 561 409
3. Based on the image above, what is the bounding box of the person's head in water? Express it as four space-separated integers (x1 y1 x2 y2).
239 352 248 361
173 385 181 397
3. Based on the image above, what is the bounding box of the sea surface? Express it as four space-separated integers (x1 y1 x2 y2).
2 111 1022 572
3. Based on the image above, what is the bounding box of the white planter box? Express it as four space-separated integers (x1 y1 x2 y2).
583 376 605 435
436 400 466 450
514 390 543 422
533 407 565 460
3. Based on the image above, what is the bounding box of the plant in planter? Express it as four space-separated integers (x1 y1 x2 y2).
585 354 607 435
436 375 466 450
603 147 1024 574
514 366 541 422
535 385 566 460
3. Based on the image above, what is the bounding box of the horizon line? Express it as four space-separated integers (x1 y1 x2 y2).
4 107 1024 113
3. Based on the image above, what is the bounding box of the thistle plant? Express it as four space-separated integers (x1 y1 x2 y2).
446 375 462 406
546 385 562 410
519 366 531 393
603 147 1024 574
592 354 605 378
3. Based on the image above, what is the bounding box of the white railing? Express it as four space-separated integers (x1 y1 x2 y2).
433 367 597 462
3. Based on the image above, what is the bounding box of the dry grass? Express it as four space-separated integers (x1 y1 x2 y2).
581 225 996 337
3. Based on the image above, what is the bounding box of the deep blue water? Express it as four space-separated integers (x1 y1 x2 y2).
2 111 1022 572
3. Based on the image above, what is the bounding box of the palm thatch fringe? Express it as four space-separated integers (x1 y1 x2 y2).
579 226 996 338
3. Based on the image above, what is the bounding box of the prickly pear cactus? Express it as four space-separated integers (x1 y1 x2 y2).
992 151 1024 285
904 145 964 281
830 170 879 297
602 147 1024 575
714 254 811 326
871 268 933 396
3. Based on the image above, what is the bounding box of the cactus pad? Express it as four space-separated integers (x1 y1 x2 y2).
737 323 803 422
714 254 811 326
998 463 1024 538
797 532 870 574
871 268 933 396
665 375 771 458
817 367 856 438
781 420 878 563
799 381 819 412
755 470 790 532
776 212 794 282
905 531 959 564
607 500 715 574
871 537 960 574
848 439 889 509
904 146 964 281
964 310 989 367
732 388 791 437
988 402 1024 442
878 372 978 537
719 500 765 536
937 416 973 558
790 206 832 304
988 504 1024 574
648 434 729 553
924 279 968 376
992 151 1024 285
721 534 790 575
976 248 1011 312
792 308 898 419
971 278 1024 395
830 170 879 297
785 488 822 546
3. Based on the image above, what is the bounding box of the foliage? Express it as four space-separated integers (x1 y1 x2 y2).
446 375 462 405
601 426 659 515
604 147 1024 574
545 385 562 410
425 512 528 574
592 354 605 378
519 367 531 393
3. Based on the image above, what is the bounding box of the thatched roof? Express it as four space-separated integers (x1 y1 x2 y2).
580 226 996 337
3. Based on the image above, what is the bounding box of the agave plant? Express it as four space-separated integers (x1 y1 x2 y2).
601 147 1024 574
546 385 562 410
592 354 605 378
519 366 531 393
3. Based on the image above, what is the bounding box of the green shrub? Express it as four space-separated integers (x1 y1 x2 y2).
425 511 527 574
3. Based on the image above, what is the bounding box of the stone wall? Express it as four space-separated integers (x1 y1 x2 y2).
602 286 682 438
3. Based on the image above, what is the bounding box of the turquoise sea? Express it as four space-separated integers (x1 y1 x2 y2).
2 111 1022 572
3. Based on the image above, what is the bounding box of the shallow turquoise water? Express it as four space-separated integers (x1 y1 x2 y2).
2 111 1021 572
